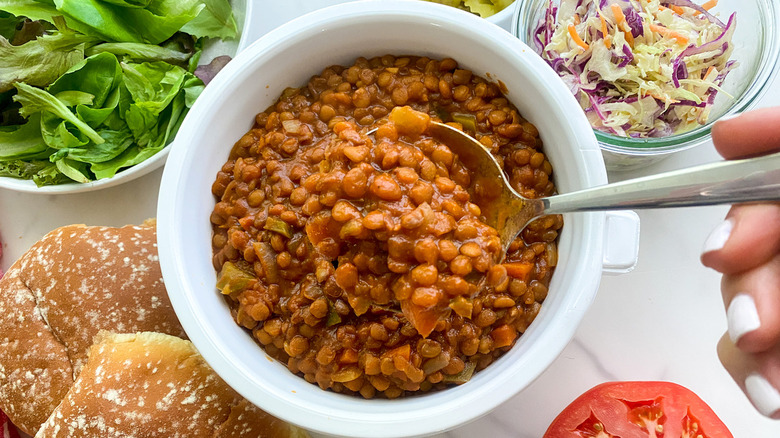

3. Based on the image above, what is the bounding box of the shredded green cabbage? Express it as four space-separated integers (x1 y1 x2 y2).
536 0 737 138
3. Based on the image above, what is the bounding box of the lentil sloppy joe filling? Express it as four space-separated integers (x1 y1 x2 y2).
210 55 562 398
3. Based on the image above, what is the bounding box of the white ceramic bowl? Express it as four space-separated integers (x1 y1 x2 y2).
0 0 250 194
158 1 617 436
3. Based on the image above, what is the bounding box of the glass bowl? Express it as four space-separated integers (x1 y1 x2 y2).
512 0 780 171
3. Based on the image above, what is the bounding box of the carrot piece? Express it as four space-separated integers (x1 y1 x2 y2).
599 12 612 48
671 5 685 14
702 0 718 10
649 23 689 45
503 262 534 281
490 324 518 349
567 24 590 50
610 4 635 48
611 4 627 25
623 27 635 47
400 300 442 338
703 65 716 80
694 0 718 15
339 348 359 364
647 91 680 104
238 216 254 230
389 344 411 361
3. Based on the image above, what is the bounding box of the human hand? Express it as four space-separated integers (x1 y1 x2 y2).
701 106 780 419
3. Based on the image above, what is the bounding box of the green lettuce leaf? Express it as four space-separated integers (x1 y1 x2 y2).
14 81 105 144
0 23 95 92
0 113 50 159
48 51 122 107
76 86 120 127
100 0 152 7
51 0 204 44
121 60 186 145
180 0 237 39
54 156 89 182
0 158 70 186
92 69 199 179
91 138 158 179
0 1 61 24
86 41 192 64
51 127 133 163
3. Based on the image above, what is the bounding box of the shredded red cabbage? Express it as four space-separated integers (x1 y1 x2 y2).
534 0 738 138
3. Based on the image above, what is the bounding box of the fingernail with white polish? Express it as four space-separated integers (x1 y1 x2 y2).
727 294 761 343
745 374 780 418
702 218 734 255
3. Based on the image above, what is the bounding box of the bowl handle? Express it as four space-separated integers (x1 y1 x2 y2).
602 210 640 275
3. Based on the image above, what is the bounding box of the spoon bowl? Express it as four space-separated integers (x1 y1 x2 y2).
406 121 780 255
422 122 544 254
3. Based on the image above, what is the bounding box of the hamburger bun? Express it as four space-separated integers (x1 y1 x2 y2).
0 222 185 435
35 331 308 438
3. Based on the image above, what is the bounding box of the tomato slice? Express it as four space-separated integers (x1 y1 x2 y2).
0 409 20 438
544 381 732 438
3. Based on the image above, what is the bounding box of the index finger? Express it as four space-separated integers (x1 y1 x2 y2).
712 107 780 159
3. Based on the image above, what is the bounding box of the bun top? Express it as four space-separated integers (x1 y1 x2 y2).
0 222 185 435
35 331 308 438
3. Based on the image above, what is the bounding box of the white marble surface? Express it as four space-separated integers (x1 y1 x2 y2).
2 2 780 436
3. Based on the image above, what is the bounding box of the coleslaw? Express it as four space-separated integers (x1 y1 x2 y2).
535 0 737 138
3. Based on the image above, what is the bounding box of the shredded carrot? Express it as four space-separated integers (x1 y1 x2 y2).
574 13 581 25
649 23 689 45
611 4 627 25
624 27 635 47
611 4 635 48
598 12 612 48
647 91 680 104
671 5 685 14
703 65 715 80
695 0 718 15
568 24 590 50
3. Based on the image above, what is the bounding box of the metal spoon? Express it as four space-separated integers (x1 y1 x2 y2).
422 122 780 254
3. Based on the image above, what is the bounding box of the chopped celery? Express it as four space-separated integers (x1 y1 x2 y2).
442 361 477 384
452 113 477 133
216 261 256 295
264 216 293 238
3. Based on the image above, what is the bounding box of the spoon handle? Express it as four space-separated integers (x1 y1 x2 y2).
543 151 780 214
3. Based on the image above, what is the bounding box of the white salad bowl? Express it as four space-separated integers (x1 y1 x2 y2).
0 0 251 194
157 1 639 437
